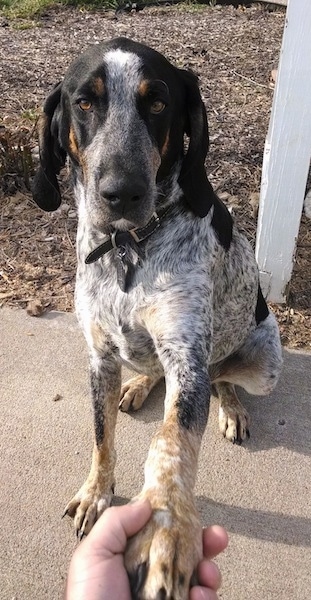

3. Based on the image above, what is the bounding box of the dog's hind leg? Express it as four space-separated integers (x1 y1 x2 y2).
211 311 283 443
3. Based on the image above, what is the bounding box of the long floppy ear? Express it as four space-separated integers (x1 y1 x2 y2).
177 69 215 218
32 83 67 211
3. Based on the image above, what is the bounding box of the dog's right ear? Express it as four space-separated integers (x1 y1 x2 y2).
32 83 67 211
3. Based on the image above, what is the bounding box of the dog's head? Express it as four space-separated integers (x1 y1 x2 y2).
33 38 215 230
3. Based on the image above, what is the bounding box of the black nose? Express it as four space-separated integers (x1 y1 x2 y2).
99 178 147 213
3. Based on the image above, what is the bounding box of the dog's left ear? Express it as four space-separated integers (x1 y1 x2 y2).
32 83 67 211
178 69 215 218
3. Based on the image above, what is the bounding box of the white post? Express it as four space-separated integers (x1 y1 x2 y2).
255 0 311 303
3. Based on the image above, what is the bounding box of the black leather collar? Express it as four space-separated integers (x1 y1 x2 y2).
85 204 174 264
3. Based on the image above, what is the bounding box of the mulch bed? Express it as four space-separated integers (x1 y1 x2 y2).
0 3 310 349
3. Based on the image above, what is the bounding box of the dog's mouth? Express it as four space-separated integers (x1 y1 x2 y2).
110 216 145 232
91 205 155 236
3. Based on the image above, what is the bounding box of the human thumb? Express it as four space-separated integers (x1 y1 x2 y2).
87 498 152 556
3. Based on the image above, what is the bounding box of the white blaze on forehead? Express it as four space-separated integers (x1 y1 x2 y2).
104 49 142 102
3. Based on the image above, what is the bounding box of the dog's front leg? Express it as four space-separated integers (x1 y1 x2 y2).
64 348 121 539
125 335 211 600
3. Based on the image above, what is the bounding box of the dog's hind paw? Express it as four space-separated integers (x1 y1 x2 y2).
219 404 250 444
215 382 250 444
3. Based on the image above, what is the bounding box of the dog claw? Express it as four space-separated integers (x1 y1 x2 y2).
78 530 86 541
190 570 198 587
129 562 148 597
61 508 68 519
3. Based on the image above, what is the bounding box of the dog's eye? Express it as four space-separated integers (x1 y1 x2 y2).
150 100 166 115
78 99 92 111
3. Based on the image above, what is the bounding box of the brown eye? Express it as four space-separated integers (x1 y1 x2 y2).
79 99 92 111
150 100 166 114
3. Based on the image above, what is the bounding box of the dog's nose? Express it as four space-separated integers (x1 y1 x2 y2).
99 178 147 212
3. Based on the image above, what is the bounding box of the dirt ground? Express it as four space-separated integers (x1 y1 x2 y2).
0 3 310 349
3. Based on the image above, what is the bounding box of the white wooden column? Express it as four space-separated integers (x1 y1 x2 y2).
255 0 311 303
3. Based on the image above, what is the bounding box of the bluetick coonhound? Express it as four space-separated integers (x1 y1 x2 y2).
33 38 283 599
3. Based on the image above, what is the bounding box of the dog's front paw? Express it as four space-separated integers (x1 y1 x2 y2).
63 477 114 538
219 404 250 444
125 503 202 600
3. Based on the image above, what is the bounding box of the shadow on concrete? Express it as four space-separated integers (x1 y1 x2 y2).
196 496 311 548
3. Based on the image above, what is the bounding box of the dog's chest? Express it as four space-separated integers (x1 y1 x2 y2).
88 276 160 374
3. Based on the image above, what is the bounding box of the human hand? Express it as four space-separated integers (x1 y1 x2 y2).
65 499 228 600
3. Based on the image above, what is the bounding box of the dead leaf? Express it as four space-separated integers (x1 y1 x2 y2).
26 299 45 317
269 69 278 87
304 189 311 219
226 195 240 211
0 271 10 283
218 191 231 202
24 265 45 282
249 192 260 218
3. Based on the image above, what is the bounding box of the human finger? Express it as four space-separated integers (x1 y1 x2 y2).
197 559 221 591
202 525 228 560
189 585 218 600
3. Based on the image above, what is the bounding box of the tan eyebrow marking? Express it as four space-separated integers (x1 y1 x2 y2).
69 126 79 157
92 76 105 96
138 79 150 97
69 126 88 180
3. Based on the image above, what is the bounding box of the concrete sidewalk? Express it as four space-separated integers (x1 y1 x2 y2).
1 307 310 599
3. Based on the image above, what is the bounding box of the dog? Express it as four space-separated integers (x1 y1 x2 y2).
32 37 283 599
